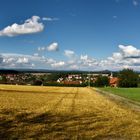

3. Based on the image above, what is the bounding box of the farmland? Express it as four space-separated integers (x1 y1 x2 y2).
0 85 140 139
99 87 140 102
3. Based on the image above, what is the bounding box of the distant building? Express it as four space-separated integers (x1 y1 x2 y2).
109 77 119 87
57 78 63 83
63 81 80 85
92 73 109 77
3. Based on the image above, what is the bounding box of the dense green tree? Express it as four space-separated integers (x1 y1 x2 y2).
33 80 43 86
94 76 109 87
45 73 60 82
25 74 36 84
118 69 139 87
0 75 7 84
138 77 140 87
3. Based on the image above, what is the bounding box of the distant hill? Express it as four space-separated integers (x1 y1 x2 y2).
0 69 20 74
0 68 114 74
1 68 138 75
0 69 88 74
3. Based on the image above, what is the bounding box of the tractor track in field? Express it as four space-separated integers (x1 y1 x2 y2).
51 87 77 111
70 88 79 113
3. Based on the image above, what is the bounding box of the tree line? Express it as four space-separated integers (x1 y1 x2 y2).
95 69 140 88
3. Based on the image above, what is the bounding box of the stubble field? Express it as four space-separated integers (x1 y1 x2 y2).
0 85 140 140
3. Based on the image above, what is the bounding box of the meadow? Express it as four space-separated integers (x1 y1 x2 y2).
99 87 140 102
0 85 140 139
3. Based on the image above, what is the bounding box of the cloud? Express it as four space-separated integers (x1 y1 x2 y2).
1 44 140 71
0 53 65 69
33 53 39 57
38 42 59 52
80 55 98 68
133 0 139 6
42 17 59 21
101 44 140 70
80 55 89 61
38 47 46 51
51 61 65 68
0 53 42 68
47 42 59 51
0 16 44 37
0 55 3 63
16 57 29 64
119 45 140 58
113 15 117 19
64 50 75 58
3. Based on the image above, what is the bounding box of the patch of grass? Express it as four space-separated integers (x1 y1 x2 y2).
0 85 140 139
99 87 140 102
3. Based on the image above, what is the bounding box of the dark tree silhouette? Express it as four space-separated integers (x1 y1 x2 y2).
94 76 109 87
118 69 139 87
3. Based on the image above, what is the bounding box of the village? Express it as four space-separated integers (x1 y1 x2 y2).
0 71 119 87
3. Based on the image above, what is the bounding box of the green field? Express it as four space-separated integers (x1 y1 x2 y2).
99 87 140 102
0 85 140 139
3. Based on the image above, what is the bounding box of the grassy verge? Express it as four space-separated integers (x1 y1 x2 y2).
99 87 140 102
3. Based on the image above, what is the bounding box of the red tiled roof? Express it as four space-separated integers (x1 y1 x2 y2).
109 77 119 85
63 81 80 85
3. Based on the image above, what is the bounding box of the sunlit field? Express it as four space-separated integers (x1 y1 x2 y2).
0 85 140 139
99 87 140 102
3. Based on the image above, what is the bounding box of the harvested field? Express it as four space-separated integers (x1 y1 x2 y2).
0 85 140 139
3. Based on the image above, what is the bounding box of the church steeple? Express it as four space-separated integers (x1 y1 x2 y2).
110 72 113 78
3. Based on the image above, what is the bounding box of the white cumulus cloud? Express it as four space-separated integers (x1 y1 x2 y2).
64 50 75 58
47 42 59 51
51 61 65 68
1 44 140 71
0 16 44 37
38 42 59 52
119 45 140 58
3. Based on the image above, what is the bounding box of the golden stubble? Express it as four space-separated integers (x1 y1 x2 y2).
0 85 140 139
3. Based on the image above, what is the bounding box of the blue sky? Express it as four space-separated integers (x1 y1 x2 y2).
0 0 140 70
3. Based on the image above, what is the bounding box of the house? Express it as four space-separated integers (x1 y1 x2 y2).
63 81 80 85
109 77 119 87
57 78 63 83
6 74 15 81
